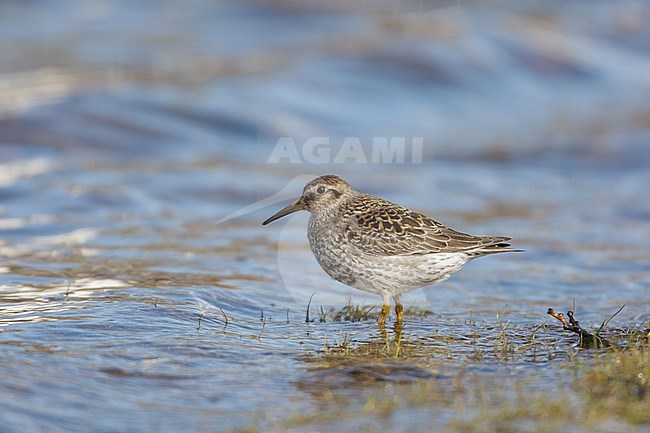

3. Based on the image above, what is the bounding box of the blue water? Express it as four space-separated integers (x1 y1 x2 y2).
1 1 649 432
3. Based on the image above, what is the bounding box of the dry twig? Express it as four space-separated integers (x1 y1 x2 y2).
547 307 611 348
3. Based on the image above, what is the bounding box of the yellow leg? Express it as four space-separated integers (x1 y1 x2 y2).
378 303 390 326
395 303 403 324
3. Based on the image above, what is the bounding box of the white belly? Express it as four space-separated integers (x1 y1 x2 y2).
308 230 468 295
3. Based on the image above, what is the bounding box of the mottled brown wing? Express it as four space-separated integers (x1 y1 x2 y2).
344 195 509 256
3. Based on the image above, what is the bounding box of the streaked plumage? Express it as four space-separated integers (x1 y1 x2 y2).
263 175 520 325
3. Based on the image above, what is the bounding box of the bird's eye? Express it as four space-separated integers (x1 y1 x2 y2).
316 186 326 194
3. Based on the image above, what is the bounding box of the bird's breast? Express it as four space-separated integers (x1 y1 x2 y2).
307 216 361 285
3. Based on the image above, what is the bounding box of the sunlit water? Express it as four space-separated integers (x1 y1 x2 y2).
1 1 649 432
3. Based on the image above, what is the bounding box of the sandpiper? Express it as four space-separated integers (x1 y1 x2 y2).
263 175 520 325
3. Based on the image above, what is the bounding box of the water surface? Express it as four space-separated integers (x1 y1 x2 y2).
1 1 649 432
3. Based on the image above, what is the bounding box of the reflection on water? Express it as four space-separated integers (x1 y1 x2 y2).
1 0 649 432
0 278 129 326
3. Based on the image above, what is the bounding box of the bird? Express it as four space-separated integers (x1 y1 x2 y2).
263 175 521 326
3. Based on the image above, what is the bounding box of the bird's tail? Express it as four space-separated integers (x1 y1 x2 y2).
466 236 523 258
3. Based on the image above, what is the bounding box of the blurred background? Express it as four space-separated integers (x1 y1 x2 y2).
1 1 649 432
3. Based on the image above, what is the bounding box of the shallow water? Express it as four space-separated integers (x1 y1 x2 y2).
1 1 650 432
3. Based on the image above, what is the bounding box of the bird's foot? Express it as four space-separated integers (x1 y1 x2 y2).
378 303 391 326
395 303 404 324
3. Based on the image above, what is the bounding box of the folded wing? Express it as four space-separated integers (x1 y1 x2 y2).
344 195 512 257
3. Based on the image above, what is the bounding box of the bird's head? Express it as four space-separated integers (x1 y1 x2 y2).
262 175 355 225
